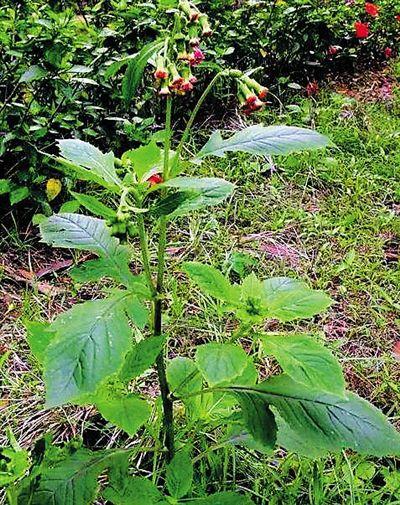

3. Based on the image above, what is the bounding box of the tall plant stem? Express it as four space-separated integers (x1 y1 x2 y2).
155 95 174 461
172 70 225 172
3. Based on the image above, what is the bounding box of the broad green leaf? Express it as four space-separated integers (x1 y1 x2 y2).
151 192 194 217
40 214 135 289
19 65 47 83
70 256 125 283
275 413 329 458
236 392 277 450
166 449 193 499
44 295 132 407
166 357 201 396
162 177 234 217
225 375 400 456
196 343 249 387
122 142 162 181
24 321 56 364
70 191 117 219
120 335 166 383
122 40 163 104
123 294 149 329
104 55 137 80
59 199 81 213
182 262 240 304
0 179 10 195
0 447 30 486
17 449 113 505
188 492 255 505
40 213 119 255
261 334 345 395
104 475 165 505
263 277 332 321
166 357 206 420
10 186 29 205
196 126 329 159
95 382 151 437
234 359 258 386
58 139 122 189
54 156 119 192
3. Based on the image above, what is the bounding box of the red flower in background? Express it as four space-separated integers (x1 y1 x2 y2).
328 45 340 56
365 2 379 17
354 21 369 38
147 174 163 186
396 14 400 21
306 81 319 97
384 47 393 59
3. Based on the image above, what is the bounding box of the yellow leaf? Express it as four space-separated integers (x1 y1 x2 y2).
46 178 62 201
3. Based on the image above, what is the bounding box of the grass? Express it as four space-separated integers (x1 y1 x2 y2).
1 86 400 503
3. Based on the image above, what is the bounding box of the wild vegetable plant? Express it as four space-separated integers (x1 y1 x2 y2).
3 2 400 504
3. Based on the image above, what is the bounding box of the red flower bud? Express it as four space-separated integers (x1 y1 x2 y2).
154 69 169 80
365 2 379 17
354 21 369 39
180 80 194 92
327 45 340 56
188 46 205 66
306 81 319 96
384 47 393 59
147 174 163 186
396 14 400 22
168 63 184 90
154 53 168 80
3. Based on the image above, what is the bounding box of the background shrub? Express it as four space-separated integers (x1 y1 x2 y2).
0 0 398 213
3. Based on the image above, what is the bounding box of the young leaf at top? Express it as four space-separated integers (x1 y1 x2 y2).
263 276 332 321
261 334 345 396
122 40 164 104
158 177 234 218
166 448 193 499
182 262 240 304
196 125 329 159
122 141 162 181
58 139 122 190
94 380 151 437
236 272 267 322
120 335 166 383
225 375 400 457
195 343 250 387
44 295 132 407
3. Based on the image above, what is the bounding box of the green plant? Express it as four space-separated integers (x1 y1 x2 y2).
3 5 400 505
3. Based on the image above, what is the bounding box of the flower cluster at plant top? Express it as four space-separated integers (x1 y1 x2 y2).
153 0 269 114
153 0 211 97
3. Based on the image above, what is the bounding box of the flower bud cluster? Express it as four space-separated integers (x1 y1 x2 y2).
236 74 269 115
153 1 212 97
